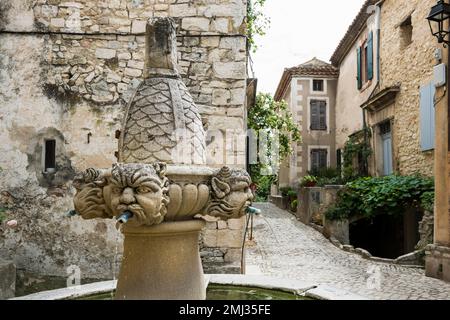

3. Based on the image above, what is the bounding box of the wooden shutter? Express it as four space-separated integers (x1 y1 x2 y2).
367 31 374 80
310 101 319 130
357 47 362 90
319 101 327 130
319 150 328 169
420 83 436 151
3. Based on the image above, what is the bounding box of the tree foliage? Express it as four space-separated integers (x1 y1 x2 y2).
248 93 301 200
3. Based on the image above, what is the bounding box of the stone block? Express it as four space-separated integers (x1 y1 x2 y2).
182 17 210 32
213 62 246 79
118 52 132 60
212 89 231 105
124 68 142 77
227 218 244 230
131 20 147 34
217 229 243 248
50 18 65 28
0 260 15 300
224 248 242 263
230 88 245 105
217 221 227 230
95 48 116 59
127 60 145 70
211 18 229 33
170 4 196 17
201 37 220 47
203 230 218 247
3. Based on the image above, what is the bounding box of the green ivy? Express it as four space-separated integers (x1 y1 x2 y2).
325 175 434 221
342 128 372 181
246 0 270 53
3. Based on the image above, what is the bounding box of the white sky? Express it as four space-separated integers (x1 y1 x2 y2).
251 0 366 95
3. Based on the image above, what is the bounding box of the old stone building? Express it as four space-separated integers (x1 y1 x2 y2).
330 0 379 170
274 58 338 188
0 0 249 283
363 0 436 177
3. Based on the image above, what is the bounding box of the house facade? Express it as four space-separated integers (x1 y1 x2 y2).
0 0 248 280
274 58 338 187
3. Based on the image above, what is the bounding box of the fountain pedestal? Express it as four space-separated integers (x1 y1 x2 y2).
115 219 206 300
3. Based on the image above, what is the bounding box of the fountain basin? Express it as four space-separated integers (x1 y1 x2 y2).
10 275 368 300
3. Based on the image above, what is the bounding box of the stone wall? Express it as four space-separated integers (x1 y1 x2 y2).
0 0 248 281
377 0 436 176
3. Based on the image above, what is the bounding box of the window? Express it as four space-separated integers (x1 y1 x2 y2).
312 79 324 92
310 100 327 131
44 139 56 172
400 16 413 49
379 121 393 176
311 149 328 172
420 83 435 151
357 31 374 89
336 149 342 172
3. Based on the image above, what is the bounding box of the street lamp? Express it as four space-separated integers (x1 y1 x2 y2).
427 0 450 46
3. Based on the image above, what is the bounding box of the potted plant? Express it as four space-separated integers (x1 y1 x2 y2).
300 175 318 188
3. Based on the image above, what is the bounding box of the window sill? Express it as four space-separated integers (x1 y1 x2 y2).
359 80 373 93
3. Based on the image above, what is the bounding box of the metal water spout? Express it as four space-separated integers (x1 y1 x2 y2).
71 18 253 300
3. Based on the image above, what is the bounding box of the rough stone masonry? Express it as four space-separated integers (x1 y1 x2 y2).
0 0 248 280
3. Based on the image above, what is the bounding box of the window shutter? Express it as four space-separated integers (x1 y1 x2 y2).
319 101 327 130
319 150 327 169
367 31 374 80
311 150 318 171
310 101 319 130
357 47 362 90
420 83 436 151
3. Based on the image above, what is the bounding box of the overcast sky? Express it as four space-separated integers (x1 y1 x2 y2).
251 0 366 95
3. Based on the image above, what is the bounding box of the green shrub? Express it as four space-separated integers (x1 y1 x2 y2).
325 175 434 221
279 187 293 197
420 191 434 212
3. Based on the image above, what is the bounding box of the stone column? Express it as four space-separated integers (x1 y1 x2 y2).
426 8 450 282
115 220 206 300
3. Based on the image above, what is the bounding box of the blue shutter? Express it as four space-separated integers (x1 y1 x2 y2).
420 83 436 151
367 31 374 80
357 47 362 89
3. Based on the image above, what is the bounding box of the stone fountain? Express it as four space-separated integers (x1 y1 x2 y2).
71 18 254 300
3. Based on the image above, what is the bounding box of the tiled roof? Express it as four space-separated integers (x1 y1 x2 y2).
287 57 339 77
330 0 379 67
274 58 338 101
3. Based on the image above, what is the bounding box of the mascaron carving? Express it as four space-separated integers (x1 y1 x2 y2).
73 165 253 227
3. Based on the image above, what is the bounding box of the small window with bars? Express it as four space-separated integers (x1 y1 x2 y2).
310 100 327 131
310 149 328 172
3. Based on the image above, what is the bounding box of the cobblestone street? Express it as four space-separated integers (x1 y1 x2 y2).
245 203 450 300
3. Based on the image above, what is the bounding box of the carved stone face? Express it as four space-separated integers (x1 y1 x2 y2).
106 163 169 227
207 167 254 220
73 168 112 220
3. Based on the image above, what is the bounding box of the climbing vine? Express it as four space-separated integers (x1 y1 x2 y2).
246 0 270 53
342 127 372 180
325 175 435 221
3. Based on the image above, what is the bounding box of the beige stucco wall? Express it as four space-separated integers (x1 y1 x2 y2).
0 0 248 279
375 0 436 176
296 77 337 179
335 16 379 150
278 76 337 188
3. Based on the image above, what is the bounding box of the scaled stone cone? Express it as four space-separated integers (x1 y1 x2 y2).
72 18 253 300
